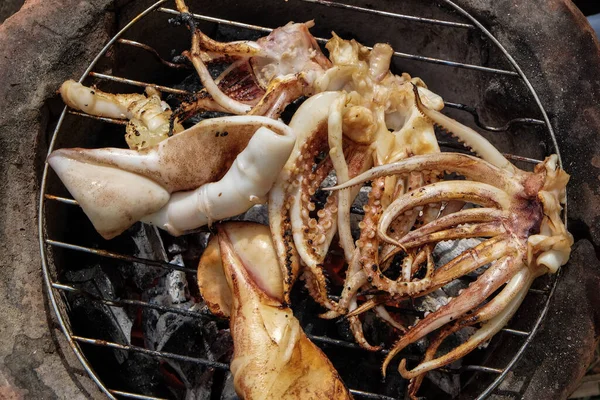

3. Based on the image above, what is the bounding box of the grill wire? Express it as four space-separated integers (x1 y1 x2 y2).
38 0 565 399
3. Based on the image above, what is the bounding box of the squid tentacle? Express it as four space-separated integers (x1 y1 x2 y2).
400 221 506 250
379 174 424 270
347 310 382 351
328 95 356 263
356 178 433 297
345 248 431 320
411 83 516 173
428 235 515 291
380 201 466 267
373 304 407 333
402 266 534 383
194 28 262 57
173 61 265 122
398 208 504 247
185 30 253 114
335 205 426 318
269 92 342 308
249 75 309 119
379 181 512 246
268 95 341 303
291 147 371 310
340 246 431 321
346 296 387 318
335 249 382 350
327 153 520 194
382 254 520 376
268 156 332 303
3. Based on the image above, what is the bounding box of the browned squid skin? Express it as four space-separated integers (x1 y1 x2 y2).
174 0 331 119
330 153 570 395
172 61 266 121
198 222 353 400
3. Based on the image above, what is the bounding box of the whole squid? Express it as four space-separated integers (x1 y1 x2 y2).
198 222 352 400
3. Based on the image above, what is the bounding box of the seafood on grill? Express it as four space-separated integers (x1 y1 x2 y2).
173 0 331 119
198 222 352 399
173 0 446 123
328 88 572 397
48 6 574 395
59 80 184 150
48 116 294 239
267 34 444 348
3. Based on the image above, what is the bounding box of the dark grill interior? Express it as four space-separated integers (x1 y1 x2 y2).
39 1 574 399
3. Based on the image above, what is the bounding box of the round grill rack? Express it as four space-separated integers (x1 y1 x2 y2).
38 1 566 399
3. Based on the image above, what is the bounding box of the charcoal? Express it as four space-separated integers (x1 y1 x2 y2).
426 370 461 398
214 24 263 42
184 370 214 400
121 223 169 290
233 204 269 226
141 260 233 398
65 265 133 349
119 353 170 397
219 372 237 400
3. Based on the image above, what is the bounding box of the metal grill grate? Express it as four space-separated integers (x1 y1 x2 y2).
38 1 565 399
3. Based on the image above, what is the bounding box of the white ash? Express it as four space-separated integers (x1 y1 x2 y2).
413 288 450 315
166 270 189 304
320 170 337 187
168 242 184 255
434 237 484 266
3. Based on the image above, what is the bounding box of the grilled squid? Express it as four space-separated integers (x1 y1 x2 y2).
268 33 445 353
50 11 574 395
60 80 184 149
198 222 352 399
173 0 331 119
48 116 294 239
329 86 572 397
